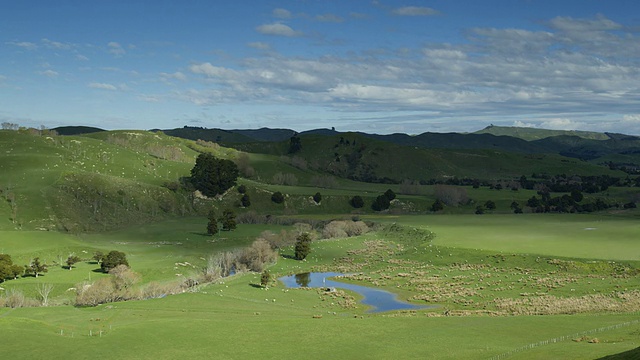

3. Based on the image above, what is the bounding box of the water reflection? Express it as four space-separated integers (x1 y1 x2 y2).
279 272 432 313
294 272 311 287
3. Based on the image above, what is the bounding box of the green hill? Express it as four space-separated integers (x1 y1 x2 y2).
475 125 612 141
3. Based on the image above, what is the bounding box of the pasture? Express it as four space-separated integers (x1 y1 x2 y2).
1 213 640 359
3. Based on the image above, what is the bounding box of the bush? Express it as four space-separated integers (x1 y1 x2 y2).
322 220 369 239
240 194 251 207
239 239 278 272
372 194 391 211
384 189 396 201
260 269 271 287
237 184 247 194
430 199 445 212
313 192 322 204
271 191 285 204
434 185 468 206
221 209 237 231
350 195 364 208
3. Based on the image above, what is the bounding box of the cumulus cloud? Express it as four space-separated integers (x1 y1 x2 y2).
88 82 118 91
392 6 440 16
256 23 302 37
107 42 125 56
76 54 89 61
513 120 537 128
540 118 586 130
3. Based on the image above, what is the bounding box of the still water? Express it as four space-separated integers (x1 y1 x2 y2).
278 272 431 313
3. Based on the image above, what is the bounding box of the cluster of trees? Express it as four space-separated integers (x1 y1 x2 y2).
348 189 396 211
0 254 24 282
525 190 614 213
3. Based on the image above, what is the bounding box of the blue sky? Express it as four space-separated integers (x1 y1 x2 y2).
1 0 640 134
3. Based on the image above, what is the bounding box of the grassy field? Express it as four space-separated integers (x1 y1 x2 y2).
2 214 640 359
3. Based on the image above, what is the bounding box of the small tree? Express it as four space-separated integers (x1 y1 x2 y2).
92 251 104 265
36 283 54 306
207 209 218 235
475 205 485 215
431 199 445 212
313 192 322 204
484 200 496 210
371 194 390 211
221 209 237 231
101 251 128 273
240 194 251 207
237 184 247 194
288 136 302 154
271 191 285 204
260 269 271 288
350 196 364 209
294 233 312 260
66 255 81 270
25 257 48 278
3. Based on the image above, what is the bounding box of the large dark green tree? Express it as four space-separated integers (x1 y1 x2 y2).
350 195 364 208
101 251 129 273
371 194 391 211
190 153 239 197
0 254 23 282
288 136 302 154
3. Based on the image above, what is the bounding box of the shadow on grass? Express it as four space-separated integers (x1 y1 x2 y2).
249 283 265 289
281 254 298 260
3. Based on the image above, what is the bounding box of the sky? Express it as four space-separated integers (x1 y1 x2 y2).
1 0 640 135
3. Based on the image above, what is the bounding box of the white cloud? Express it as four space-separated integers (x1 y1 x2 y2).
39 70 59 78
107 42 125 56
392 6 440 16
273 8 292 19
256 23 302 37
88 82 118 91
76 54 89 61
513 120 537 128
248 42 271 50
41 38 73 50
622 115 640 123
160 71 187 81
7 41 37 50
540 118 585 130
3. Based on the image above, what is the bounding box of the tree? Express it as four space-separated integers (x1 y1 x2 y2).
350 195 364 208
571 189 584 202
36 283 54 306
66 255 81 270
101 251 128 273
384 189 396 201
313 192 322 204
206 209 219 235
237 184 247 194
288 136 302 154
221 209 237 231
371 194 390 211
189 153 239 197
475 205 485 215
240 194 251 207
294 233 312 260
271 191 285 204
92 251 104 265
25 257 48 278
484 200 496 210
260 269 271 288
430 199 445 212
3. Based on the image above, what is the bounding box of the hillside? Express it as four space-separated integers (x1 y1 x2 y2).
475 125 612 141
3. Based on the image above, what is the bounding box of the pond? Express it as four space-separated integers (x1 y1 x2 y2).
278 272 432 313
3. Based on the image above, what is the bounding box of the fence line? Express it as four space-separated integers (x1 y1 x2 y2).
488 318 640 360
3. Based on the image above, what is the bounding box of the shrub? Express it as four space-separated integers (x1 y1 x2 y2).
260 269 271 287
371 194 390 211
239 239 278 272
430 199 445 212
221 209 237 231
271 191 285 204
350 195 364 208
384 189 396 201
313 192 322 204
240 194 251 207
272 172 298 186
434 185 468 206
237 184 247 194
